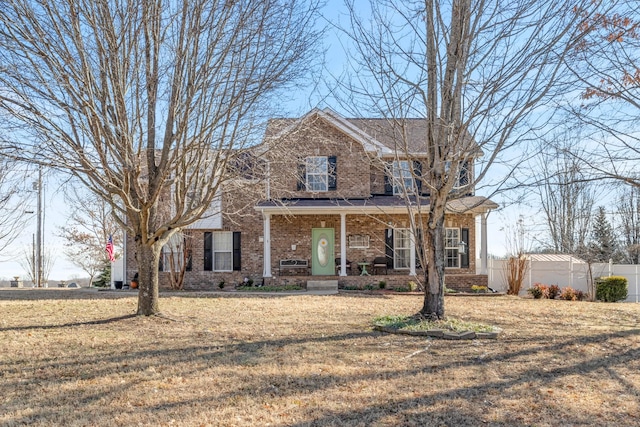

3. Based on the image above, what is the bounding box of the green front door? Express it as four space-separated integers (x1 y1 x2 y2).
311 228 335 275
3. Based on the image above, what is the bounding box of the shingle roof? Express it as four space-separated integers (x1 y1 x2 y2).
263 108 479 157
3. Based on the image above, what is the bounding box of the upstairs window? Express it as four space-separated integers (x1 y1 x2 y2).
392 160 414 195
297 156 337 192
306 156 328 192
446 160 470 189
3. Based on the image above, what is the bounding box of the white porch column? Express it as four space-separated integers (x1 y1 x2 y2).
480 213 488 275
410 229 416 276
263 212 272 278
340 213 347 276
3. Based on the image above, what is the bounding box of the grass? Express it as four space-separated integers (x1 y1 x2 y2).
1 288 640 426
373 314 497 333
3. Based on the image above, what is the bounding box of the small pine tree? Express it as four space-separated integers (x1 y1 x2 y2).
590 206 618 262
93 263 111 288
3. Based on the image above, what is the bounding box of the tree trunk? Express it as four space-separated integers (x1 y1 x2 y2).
136 241 162 316
420 211 446 320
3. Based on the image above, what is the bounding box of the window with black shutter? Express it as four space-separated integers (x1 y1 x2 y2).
385 228 394 268
460 228 469 268
413 160 422 194
233 232 241 271
328 155 337 190
204 232 212 271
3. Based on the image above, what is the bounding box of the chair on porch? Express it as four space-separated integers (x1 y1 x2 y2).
372 256 388 275
335 258 352 275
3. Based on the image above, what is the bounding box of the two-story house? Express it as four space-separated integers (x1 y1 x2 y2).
124 108 498 291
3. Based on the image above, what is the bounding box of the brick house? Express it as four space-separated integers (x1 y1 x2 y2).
124 108 498 291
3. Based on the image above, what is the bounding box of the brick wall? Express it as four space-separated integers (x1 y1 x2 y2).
267 117 372 199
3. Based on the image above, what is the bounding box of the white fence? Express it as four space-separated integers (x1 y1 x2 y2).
487 257 640 303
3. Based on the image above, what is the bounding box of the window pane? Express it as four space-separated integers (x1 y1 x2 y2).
446 248 459 268
306 156 328 191
307 156 327 173
445 228 459 247
307 174 327 191
396 249 410 268
214 253 232 271
394 228 411 269
393 161 413 194
213 232 233 271
214 232 232 251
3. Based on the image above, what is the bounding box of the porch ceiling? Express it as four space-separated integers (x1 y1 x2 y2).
255 195 498 215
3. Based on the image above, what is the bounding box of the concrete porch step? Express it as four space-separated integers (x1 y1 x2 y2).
306 280 338 294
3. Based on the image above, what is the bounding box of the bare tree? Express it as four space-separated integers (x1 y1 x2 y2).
161 231 192 290
339 0 605 319
617 186 640 264
502 216 531 295
58 187 120 287
535 132 600 253
0 0 321 315
0 157 32 258
563 1 640 188
19 241 55 286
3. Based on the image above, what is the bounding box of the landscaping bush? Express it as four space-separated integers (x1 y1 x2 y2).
560 286 578 301
378 280 386 289
527 283 548 299
547 284 560 300
595 276 628 302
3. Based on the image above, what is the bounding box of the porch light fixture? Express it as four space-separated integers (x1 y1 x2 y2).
458 240 467 255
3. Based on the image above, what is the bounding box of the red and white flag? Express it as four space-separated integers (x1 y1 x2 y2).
106 235 115 262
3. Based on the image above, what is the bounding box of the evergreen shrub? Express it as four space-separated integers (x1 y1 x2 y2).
595 276 628 302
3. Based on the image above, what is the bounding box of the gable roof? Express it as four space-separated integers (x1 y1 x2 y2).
264 108 392 155
263 108 480 158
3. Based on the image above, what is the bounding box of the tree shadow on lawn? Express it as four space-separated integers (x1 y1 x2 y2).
0 288 134 301
4 325 639 426
0 314 137 332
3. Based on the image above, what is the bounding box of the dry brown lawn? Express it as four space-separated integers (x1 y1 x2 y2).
1 288 639 426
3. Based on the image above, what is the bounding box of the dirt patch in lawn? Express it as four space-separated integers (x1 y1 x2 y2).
1 288 639 426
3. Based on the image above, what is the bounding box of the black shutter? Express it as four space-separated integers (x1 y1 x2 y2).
158 251 164 272
413 160 422 194
461 228 469 268
328 156 337 190
384 162 393 195
233 232 241 271
204 232 212 271
385 228 394 268
296 161 306 191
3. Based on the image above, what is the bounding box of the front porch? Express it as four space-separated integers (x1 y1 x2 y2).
256 197 496 292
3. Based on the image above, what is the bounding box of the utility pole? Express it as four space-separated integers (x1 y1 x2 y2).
35 166 42 288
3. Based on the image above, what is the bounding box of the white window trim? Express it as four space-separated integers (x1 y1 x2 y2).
394 228 411 270
348 234 370 249
445 227 460 269
306 156 328 192
446 161 470 189
213 231 233 272
392 160 414 195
